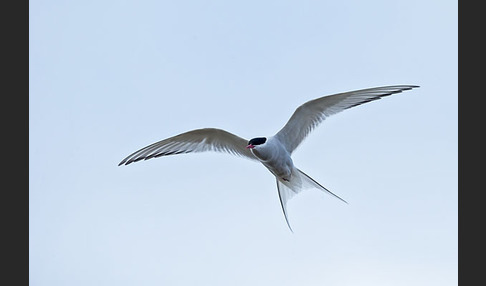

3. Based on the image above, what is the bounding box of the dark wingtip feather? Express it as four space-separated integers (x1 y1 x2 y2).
398 85 420 90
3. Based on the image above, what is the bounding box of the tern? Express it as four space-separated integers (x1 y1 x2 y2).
119 85 419 231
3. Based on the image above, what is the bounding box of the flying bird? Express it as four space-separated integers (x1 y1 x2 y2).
118 85 419 231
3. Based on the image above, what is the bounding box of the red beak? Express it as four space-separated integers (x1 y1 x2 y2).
246 144 255 149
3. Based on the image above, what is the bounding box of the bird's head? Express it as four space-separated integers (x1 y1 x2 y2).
246 137 267 149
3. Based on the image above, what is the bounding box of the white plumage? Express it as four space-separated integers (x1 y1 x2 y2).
119 85 419 231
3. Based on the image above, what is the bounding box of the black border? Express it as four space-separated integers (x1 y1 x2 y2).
3 0 29 284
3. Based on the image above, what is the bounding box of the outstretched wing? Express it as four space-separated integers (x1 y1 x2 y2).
275 85 419 153
118 128 257 166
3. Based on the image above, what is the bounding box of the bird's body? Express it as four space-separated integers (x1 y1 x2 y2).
250 136 293 181
119 85 419 231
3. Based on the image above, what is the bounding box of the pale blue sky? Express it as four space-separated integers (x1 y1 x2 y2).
30 1 457 285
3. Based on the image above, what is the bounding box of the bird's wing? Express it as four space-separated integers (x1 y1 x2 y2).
275 85 419 153
118 128 257 166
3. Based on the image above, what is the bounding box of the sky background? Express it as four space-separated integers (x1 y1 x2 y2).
30 1 457 285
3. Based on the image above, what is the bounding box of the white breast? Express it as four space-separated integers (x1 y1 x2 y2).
251 137 294 180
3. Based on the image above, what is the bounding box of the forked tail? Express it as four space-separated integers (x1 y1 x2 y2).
276 168 347 232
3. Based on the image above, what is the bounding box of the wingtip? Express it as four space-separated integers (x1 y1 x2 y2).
404 85 420 89
394 85 420 91
118 159 130 166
